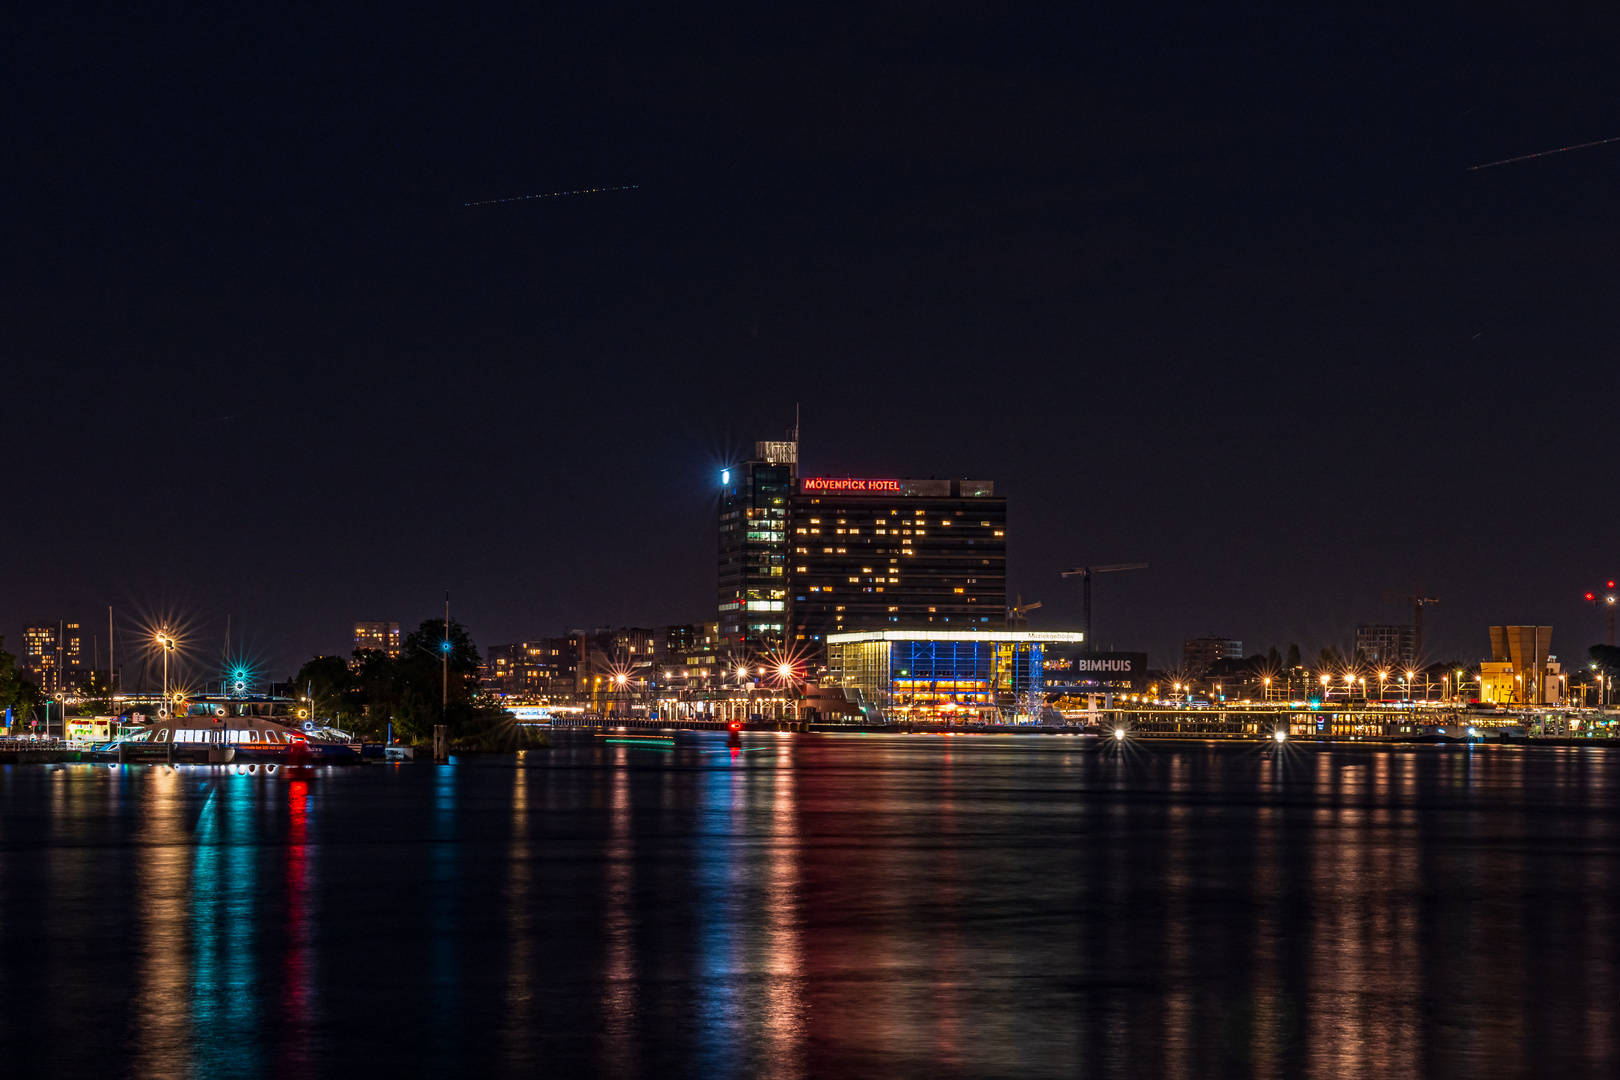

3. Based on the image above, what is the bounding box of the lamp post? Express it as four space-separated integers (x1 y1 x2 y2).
1404 670 1415 704
155 631 176 716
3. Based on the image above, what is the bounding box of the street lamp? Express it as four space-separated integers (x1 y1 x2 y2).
154 631 177 714
1404 670 1415 703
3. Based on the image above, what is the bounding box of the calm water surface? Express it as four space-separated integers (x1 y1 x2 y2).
0 734 1615 1078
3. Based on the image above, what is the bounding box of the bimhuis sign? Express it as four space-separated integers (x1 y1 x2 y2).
1058 652 1149 691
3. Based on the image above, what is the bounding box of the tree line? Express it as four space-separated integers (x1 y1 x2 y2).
295 618 515 747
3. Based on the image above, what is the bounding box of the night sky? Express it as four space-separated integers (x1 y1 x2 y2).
7 1 1620 678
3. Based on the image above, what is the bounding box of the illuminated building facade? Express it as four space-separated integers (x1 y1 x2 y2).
483 635 580 698
827 629 1083 719
655 622 723 689
787 478 1005 654
23 624 57 689
718 440 797 653
1478 625 1560 705
353 621 400 659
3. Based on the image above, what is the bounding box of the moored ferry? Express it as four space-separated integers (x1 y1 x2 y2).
86 695 360 763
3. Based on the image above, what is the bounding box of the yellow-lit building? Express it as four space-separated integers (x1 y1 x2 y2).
1478 626 1561 705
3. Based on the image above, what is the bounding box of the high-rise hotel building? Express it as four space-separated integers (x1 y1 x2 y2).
717 440 798 652
787 477 1006 654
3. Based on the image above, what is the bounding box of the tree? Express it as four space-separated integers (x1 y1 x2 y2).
1285 643 1301 669
0 637 39 728
294 619 512 747
1590 644 1620 676
295 655 363 732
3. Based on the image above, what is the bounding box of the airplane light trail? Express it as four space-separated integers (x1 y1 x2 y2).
463 185 638 207
1468 136 1620 171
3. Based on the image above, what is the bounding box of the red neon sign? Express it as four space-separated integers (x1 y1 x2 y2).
801 477 901 492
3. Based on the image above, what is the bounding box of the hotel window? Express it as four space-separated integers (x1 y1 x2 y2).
993 531 1004 537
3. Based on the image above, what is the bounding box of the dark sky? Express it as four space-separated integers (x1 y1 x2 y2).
6 1 1620 679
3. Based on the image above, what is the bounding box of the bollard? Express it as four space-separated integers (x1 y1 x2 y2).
433 724 448 762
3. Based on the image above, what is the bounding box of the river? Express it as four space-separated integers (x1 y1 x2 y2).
0 733 1614 1078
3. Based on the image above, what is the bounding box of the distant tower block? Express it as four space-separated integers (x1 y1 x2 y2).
354 621 401 659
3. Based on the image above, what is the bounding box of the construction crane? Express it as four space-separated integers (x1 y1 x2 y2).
1382 587 1439 664
1061 563 1148 651
1006 595 1042 630
1585 582 1617 646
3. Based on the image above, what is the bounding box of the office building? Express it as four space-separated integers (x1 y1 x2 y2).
353 621 401 659
718 440 798 653
1183 636 1242 676
826 628 1082 720
1355 624 1415 667
787 477 1006 656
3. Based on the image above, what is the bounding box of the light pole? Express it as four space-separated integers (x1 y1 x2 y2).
155 632 176 716
1405 670 1415 704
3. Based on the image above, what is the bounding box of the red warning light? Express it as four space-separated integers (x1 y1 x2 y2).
1588 593 1596 601
727 720 743 732
1608 581 1615 589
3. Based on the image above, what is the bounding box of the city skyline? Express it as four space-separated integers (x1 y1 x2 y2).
7 2 1619 673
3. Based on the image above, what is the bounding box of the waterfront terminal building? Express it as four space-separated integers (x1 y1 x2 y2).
827 628 1083 720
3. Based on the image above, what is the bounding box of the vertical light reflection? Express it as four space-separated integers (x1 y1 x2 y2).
601 746 638 1076
694 739 751 1077
1304 750 1420 1078
1249 762 1286 1076
502 762 535 1068
134 767 191 1079
282 779 317 1074
190 776 262 1075
931 745 962 1073
1578 752 1614 1069
428 767 459 1071
1160 752 1192 1080
756 742 804 1080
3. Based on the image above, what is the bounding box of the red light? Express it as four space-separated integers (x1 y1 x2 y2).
727 720 743 731
1588 593 1596 601
1609 581 1615 589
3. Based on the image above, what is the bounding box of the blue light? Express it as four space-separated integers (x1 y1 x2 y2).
721 469 731 485
441 641 452 653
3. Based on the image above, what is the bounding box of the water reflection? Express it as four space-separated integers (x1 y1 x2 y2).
134 767 191 1079
282 778 316 1072
3 741 1620 1078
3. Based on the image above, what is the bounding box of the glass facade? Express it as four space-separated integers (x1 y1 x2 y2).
718 443 797 653
827 630 1082 719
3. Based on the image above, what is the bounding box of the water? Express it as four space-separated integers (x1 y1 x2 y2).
0 734 1615 1079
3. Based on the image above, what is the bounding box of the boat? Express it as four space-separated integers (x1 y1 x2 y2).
93 695 360 764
